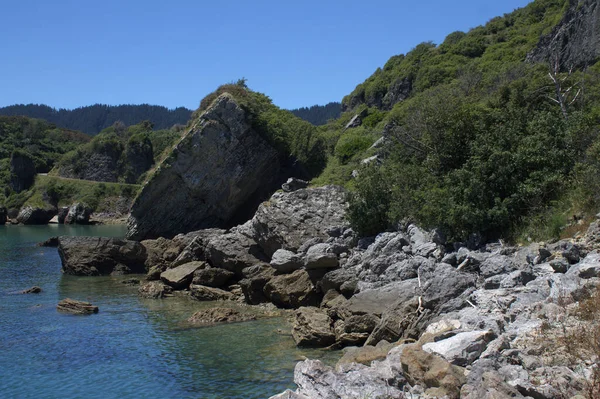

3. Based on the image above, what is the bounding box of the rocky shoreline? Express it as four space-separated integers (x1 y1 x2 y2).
55 182 600 398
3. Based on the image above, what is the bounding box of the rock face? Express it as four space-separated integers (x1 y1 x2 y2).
240 185 348 256
58 236 147 276
126 94 285 240
528 0 600 69
10 151 36 193
17 206 57 225
0 207 6 225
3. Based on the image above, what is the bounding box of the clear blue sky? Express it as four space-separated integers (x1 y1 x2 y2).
0 0 533 110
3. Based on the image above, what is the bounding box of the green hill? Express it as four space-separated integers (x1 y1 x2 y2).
314 0 600 242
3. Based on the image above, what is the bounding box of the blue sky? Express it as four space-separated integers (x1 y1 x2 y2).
0 0 532 110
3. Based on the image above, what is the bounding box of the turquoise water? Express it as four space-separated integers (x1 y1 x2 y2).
0 225 336 399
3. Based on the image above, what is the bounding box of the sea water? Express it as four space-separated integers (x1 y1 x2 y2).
0 225 337 399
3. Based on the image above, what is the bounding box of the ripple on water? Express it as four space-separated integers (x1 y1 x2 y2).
0 225 340 399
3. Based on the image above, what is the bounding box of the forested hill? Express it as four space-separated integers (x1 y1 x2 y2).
0 104 193 135
0 102 342 134
289 102 341 125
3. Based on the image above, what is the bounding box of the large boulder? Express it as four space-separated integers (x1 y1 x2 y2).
264 269 322 309
239 185 348 256
292 307 336 347
204 229 267 274
160 261 205 289
17 206 57 225
138 281 173 299
64 203 92 225
126 94 285 240
58 236 147 276
239 264 275 304
192 267 235 287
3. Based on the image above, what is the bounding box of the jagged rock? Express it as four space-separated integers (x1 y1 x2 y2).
0 207 6 225
264 269 321 309
570 252 600 278
292 307 336 347
422 330 496 366
239 185 348 257
192 267 235 287
293 359 405 399
204 229 267 274
319 268 359 298
304 243 338 269
127 94 286 240
138 281 173 299
187 307 256 325
58 236 147 276
37 236 59 247
141 237 183 271
21 286 42 294
239 264 275 304
461 370 526 399
189 284 234 301
400 344 466 399
17 206 57 225
160 261 205 289
64 203 92 225
281 178 308 192
10 151 36 193
336 341 398 368
57 298 99 314
270 249 303 273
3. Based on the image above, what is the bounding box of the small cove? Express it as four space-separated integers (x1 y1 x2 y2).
0 225 338 399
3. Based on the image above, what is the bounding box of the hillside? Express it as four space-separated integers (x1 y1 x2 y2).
289 102 341 125
312 0 600 243
0 104 193 135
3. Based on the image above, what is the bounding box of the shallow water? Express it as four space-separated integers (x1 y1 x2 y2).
0 225 337 399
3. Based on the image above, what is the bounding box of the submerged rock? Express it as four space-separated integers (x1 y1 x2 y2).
138 281 173 299
21 286 42 294
57 298 99 314
187 307 256 325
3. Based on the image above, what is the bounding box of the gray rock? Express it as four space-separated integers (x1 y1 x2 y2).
127 93 285 240
17 206 57 225
292 307 336 347
270 249 303 273
281 178 309 192
422 330 495 366
239 185 348 257
64 203 92 225
319 268 359 297
58 236 147 276
204 229 267 274
304 243 339 269
550 258 570 273
571 252 600 279
192 267 235 288
479 255 518 278
160 261 205 289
